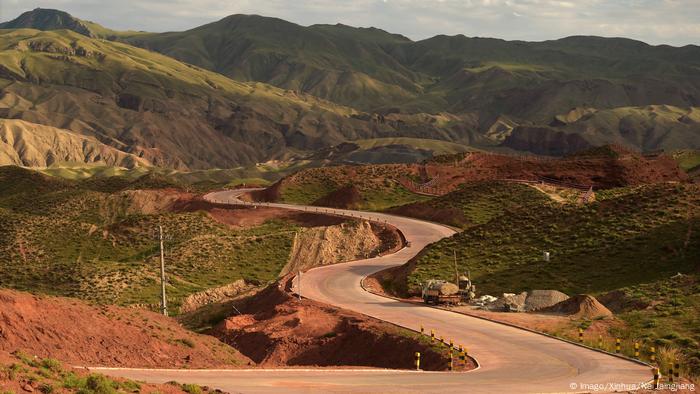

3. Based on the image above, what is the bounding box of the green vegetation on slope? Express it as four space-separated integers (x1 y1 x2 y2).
386 181 551 228
607 275 700 375
0 352 148 394
673 149 700 172
406 182 699 296
0 166 295 312
353 138 471 156
275 164 430 210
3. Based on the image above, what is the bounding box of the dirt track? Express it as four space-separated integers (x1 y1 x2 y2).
92 189 653 393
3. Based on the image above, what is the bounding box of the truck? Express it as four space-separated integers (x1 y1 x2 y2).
421 280 461 305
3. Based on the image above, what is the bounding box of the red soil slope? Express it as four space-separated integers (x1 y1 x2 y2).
0 290 250 368
211 278 470 371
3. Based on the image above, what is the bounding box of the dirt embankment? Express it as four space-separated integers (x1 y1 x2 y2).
425 150 688 191
281 220 403 276
0 289 250 368
211 278 468 371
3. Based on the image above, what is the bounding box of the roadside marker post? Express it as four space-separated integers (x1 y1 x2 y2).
650 346 656 363
449 339 454 349
674 361 680 380
439 336 444 345
615 338 621 354
414 352 421 371
653 367 660 389
430 330 435 343
420 325 424 335
459 350 465 368
598 335 603 349
578 328 583 343
668 366 674 383
634 342 640 358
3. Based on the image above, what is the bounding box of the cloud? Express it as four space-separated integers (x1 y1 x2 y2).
1 0 698 46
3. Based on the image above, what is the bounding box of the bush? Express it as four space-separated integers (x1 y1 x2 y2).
41 358 62 372
181 383 202 394
176 338 196 348
85 374 118 394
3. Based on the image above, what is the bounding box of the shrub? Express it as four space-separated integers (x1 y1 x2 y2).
181 383 202 394
41 358 62 372
175 338 196 348
85 374 118 394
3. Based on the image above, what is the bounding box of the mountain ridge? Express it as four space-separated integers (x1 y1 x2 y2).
0 8 699 167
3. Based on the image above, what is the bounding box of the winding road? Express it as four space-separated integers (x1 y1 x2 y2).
92 189 653 393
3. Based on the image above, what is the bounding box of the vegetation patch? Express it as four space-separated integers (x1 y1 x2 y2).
0 166 295 313
405 182 699 296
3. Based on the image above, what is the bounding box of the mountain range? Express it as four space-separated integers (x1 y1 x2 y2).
0 7 699 169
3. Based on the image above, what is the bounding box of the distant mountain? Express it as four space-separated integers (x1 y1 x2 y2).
0 27 466 169
126 14 424 111
1 8 699 163
0 8 149 39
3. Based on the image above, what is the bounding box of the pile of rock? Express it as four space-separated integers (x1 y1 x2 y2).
482 290 570 312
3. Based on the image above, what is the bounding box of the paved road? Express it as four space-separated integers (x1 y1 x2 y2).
92 189 652 393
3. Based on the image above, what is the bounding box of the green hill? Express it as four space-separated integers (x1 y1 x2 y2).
400 182 699 296
0 165 295 311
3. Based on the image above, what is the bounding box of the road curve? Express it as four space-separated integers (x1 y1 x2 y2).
93 189 652 393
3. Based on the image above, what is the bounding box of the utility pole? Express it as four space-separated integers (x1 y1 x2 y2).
157 225 168 316
453 249 459 286
298 270 302 300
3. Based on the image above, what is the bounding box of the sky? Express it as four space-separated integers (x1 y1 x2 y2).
1 0 699 46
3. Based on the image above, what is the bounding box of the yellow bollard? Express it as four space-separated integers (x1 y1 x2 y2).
615 338 621 354
439 336 444 344
459 350 466 368
449 339 454 349
650 346 656 363
598 334 603 349
674 360 680 380
668 366 674 383
634 342 640 358
431 329 435 343
653 367 660 389
415 352 421 371
578 328 583 343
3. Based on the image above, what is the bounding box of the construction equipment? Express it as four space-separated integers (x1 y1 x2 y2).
458 274 476 302
422 280 460 305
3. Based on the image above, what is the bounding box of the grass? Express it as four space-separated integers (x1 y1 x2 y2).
353 138 471 156
672 150 700 172
0 352 156 393
386 181 551 228
406 182 699 296
38 164 299 192
0 166 296 313
277 164 430 210
607 275 700 377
